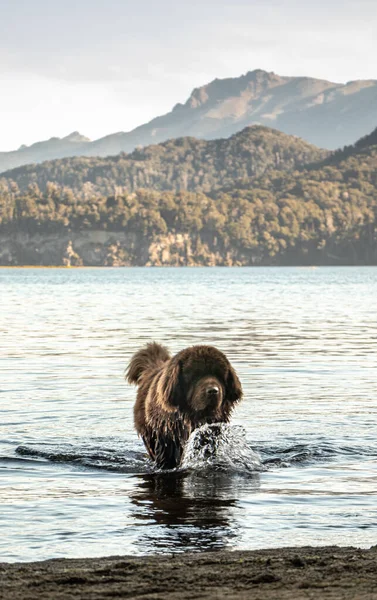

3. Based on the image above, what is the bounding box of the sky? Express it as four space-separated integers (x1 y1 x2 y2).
1 0 376 151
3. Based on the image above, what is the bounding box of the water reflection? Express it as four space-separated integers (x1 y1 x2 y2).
130 470 261 553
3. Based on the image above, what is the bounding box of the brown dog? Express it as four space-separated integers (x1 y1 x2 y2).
126 343 243 469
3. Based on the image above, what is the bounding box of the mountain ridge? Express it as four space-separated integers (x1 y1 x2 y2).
1 68 377 173
0 125 328 197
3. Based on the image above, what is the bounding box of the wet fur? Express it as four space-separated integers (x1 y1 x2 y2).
126 343 243 469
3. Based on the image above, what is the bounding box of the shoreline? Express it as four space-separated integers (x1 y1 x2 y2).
0 264 374 269
1 546 376 599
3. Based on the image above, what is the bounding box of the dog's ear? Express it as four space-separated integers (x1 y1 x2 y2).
156 359 184 411
225 365 243 403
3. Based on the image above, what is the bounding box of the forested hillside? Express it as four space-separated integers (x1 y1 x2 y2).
0 127 326 197
0 127 376 266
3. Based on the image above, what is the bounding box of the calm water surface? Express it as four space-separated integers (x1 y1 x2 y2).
0 267 376 562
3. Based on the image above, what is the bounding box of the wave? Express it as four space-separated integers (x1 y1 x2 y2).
256 440 377 467
13 425 376 475
16 441 148 473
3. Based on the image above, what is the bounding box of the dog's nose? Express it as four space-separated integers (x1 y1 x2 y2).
206 385 220 397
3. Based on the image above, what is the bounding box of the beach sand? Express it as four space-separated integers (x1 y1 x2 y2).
1 546 376 599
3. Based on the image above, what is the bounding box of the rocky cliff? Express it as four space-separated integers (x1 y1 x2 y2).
0 231 257 267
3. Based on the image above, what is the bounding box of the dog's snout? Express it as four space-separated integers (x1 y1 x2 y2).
206 385 220 397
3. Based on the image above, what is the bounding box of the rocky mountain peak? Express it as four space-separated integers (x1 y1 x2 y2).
63 132 91 143
183 69 283 110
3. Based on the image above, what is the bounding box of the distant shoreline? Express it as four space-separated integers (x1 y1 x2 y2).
1 546 376 599
0 265 375 270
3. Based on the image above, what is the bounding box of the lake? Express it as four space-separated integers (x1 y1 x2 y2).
0 267 376 562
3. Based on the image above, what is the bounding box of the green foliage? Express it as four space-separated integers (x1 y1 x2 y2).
0 126 326 197
0 127 376 265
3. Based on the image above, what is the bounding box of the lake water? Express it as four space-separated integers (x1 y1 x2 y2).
0 267 376 563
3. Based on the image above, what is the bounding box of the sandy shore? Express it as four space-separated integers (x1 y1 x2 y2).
1 546 377 599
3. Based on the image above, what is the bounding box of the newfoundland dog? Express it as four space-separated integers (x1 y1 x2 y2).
126 343 243 469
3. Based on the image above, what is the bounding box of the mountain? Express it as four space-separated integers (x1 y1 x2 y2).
0 132 91 173
1 126 376 267
1 69 376 173
0 126 328 198
86 70 377 155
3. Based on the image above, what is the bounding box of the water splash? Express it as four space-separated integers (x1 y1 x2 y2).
181 423 264 474
15 433 376 475
14 426 264 475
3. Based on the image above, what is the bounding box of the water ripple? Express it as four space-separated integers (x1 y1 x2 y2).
1 267 377 561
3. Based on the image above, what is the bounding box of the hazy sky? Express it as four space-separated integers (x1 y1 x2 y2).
1 0 376 151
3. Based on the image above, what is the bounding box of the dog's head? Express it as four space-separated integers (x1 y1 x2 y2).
157 345 242 419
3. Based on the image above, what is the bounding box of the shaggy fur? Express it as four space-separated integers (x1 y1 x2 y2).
126 343 243 469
